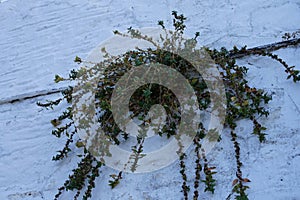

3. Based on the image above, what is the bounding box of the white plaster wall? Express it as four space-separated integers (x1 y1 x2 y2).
1 0 300 199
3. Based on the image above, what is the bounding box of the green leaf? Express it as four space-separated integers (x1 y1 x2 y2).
76 141 85 148
54 75 64 83
74 56 82 63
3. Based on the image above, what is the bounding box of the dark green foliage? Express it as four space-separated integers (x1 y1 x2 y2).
193 133 202 200
108 172 122 189
200 148 217 194
54 154 103 200
179 153 190 200
37 12 300 200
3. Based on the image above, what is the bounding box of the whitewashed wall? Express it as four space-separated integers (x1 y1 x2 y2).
1 0 300 199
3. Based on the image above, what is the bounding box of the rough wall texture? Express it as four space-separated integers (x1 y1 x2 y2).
1 0 300 199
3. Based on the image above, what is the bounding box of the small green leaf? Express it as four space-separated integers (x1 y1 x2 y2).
51 119 61 127
54 75 64 83
75 141 85 148
74 56 82 63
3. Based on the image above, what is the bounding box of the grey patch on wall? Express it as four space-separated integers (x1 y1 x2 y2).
8 191 44 200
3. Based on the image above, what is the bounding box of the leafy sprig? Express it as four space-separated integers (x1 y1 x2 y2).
37 12 300 200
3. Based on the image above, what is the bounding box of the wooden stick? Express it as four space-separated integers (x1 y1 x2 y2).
229 38 300 59
1 38 299 105
0 87 68 105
